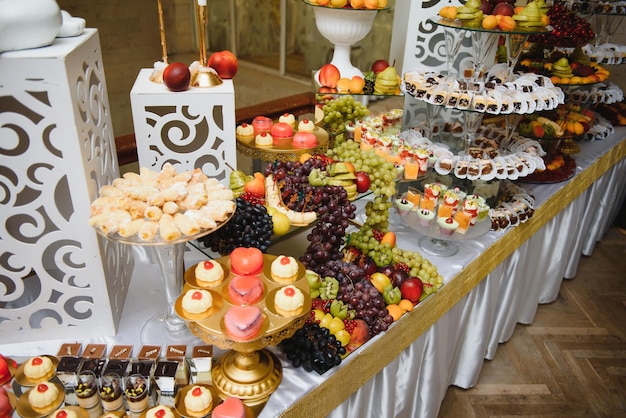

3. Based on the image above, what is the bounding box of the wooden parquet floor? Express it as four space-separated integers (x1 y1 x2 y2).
438 225 626 418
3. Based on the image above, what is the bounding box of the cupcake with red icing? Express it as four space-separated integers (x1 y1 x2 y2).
270 122 294 146
292 131 318 149
252 116 273 135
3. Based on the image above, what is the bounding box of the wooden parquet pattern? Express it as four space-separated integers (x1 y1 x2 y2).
438 226 626 418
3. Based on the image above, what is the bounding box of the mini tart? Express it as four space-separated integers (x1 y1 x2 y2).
236 122 254 139
270 255 299 284
50 407 78 418
278 112 296 129
274 285 304 318
184 385 213 417
28 382 60 411
23 356 54 381
182 289 213 318
254 132 273 148
195 259 224 287
145 405 176 418
297 119 315 133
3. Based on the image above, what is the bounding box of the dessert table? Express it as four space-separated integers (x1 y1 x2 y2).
1 128 624 418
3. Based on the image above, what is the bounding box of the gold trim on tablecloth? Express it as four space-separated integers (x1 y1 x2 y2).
280 137 626 418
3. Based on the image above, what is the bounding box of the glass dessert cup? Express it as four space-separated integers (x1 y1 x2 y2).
307 2 381 80
95 211 233 345
394 192 491 257
183 254 311 416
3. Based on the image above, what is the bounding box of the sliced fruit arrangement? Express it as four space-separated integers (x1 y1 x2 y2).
517 50 610 85
438 0 550 32
308 161 359 200
517 103 595 139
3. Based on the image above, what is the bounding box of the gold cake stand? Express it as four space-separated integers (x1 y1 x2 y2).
179 254 311 415
236 126 330 162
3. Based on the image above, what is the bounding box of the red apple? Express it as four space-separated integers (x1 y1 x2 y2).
346 319 370 352
492 2 514 16
162 62 191 92
230 247 264 275
318 63 341 89
355 171 371 193
371 59 390 74
400 276 423 303
480 0 493 14
208 50 238 79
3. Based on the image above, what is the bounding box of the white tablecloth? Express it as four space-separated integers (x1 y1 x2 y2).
1 129 624 418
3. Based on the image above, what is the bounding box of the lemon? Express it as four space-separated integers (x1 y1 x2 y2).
272 211 291 236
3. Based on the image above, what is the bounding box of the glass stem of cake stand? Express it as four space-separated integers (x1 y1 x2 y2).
463 111 484 153
151 243 187 333
504 33 528 81
443 26 466 76
470 31 499 80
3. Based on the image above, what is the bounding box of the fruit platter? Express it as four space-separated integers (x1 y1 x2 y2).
436 0 551 32
517 103 595 140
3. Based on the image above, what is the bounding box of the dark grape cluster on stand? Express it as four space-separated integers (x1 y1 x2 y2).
198 197 273 255
528 1 595 48
279 322 346 374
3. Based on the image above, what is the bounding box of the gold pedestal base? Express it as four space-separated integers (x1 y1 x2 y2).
211 349 282 416
559 138 581 155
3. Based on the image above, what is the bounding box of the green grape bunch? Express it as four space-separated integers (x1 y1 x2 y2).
320 95 369 135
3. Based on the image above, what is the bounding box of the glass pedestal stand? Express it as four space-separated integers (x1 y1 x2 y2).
307 2 381 80
140 242 200 345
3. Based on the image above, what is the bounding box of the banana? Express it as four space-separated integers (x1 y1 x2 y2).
265 174 317 226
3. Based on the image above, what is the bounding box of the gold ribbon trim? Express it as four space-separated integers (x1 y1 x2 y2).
281 137 626 418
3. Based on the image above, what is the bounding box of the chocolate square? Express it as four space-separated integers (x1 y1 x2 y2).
82 344 106 359
109 345 133 359
165 345 186 360
138 345 161 360
57 343 82 357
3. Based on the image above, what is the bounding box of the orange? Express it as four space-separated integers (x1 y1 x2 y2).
398 299 414 313
482 15 498 30
380 231 397 247
336 78 351 93
386 304 403 321
497 15 516 31
299 152 313 163
349 76 365 94
541 14 550 26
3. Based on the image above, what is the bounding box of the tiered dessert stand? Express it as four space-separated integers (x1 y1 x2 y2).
397 18 557 255
180 254 311 415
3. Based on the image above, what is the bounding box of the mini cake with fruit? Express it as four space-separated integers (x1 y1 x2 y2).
228 275 264 305
274 285 305 317
437 216 459 236
292 131 318 149
297 119 315 133
255 132 273 148
184 385 213 417
182 289 214 318
23 356 54 381
395 197 414 216
224 305 264 340
195 259 224 287
270 255 299 283
50 408 78 418
28 382 59 412
125 375 150 413
279 112 296 129
145 405 176 418
236 122 254 139
212 397 246 418
416 208 435 227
